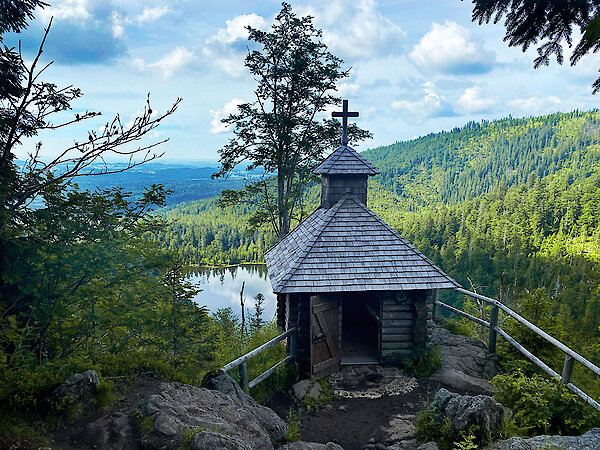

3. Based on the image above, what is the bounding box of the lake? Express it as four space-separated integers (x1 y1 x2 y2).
188 265 277 321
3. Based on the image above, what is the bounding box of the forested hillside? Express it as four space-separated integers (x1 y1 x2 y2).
156 111 600 401
364 110 600 208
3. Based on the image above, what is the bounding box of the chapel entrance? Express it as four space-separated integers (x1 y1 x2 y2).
341 294 380 365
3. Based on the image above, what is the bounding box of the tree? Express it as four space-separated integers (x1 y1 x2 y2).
471 0 600 93
213 2 370 239
0 3 185 367
250 293 265 333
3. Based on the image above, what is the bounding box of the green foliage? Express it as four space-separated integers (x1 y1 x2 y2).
213 2 370 238
453 433 478 450
302 378 337 412
95 379 117 410
415 407 456 450
493 371 600 436
285 410 302 443
402 345 442 378
132 409 154 440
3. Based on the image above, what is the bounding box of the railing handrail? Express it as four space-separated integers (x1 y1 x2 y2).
223 327 297 390
435 288 600 412
455 287 600 377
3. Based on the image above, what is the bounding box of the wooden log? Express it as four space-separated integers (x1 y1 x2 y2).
382 342 414 350
380 334 414 342
381 349 413 358
383 318 413 326
382 304 412 312
381 313 415 323
382 326 414 335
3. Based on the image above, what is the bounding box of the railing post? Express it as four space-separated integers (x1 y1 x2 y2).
489 304 499 353
239 361 249 392
561 354 575 384
289 330 297 360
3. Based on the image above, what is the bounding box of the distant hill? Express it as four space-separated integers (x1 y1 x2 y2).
363 110 600 209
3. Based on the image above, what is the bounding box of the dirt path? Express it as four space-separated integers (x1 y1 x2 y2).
300 366 443 450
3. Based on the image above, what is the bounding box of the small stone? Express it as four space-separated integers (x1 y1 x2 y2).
292 379 312 400
306 382 324 400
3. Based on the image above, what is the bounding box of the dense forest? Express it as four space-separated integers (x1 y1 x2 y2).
156 110 600 407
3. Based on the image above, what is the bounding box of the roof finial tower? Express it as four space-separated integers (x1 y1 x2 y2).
332 99 359 146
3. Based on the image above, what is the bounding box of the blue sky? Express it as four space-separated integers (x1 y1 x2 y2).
9 0 600 162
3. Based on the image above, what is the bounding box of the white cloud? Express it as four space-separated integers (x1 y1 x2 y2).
457 87 497 113
300 0 405 60
507 96 562 114
37 0 91 22
337 82 360 97
390 81 454 122
410 21 495 74
133 47 194 79
212 13 266 44
111 11 125 39
209 98 245 134
202 14 267 78
136 5 170 24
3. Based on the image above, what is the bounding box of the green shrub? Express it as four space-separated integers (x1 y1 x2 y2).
402 345 442 378
95 379 117 409
493 370 600 436
285 410 301 443
302 378 337 411
415 407 456 450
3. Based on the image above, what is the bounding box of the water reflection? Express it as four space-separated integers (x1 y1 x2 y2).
188 265 276 321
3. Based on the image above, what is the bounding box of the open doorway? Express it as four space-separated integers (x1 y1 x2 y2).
341 293 380 364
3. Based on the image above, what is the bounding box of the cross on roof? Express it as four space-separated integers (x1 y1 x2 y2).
332 99 359 146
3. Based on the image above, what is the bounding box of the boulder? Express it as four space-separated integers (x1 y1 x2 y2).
45 370 100 412
431 388 504 443
488 427 600 450
141 377 287 449
277 442 344 450
291 379 324 402
430 327 498 395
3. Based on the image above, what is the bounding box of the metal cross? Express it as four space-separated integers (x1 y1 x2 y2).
332 99 359 146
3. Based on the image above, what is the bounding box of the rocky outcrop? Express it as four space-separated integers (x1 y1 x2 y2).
488 427 600 450
141 372 287 449
431 327 498 395
44 370 100 412
278 442 344 450
431 388 505 443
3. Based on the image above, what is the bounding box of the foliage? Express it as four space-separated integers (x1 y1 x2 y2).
285 409 302 443
453 433 478 450
471 0 600 93
402 345 442 378
95 378 117 410
493 371 600 436
415 407 458 450
213 2 370 239
302 378 337 411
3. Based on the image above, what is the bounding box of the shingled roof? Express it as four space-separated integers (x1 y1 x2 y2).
265 195 460 294
312 145 380 175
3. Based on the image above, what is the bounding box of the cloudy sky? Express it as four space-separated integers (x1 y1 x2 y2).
9 0 600 162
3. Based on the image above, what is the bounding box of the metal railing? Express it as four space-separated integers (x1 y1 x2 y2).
435 288 600 412
223 327 297 391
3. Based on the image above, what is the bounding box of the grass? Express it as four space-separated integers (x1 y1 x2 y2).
285 409 301 443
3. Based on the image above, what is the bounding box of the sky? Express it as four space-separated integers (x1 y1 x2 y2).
8 0 600 163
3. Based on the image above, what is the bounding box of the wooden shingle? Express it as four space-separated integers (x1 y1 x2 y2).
265 196 460 294
312 145 380 175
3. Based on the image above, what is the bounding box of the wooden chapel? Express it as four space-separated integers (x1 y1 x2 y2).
264 101 459 379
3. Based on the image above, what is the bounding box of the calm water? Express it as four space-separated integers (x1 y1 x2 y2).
188 265 277 321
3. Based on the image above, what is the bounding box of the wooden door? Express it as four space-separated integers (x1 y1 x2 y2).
310 295 340 380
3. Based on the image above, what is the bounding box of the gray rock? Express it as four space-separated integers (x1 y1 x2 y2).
292 379 312 400
190 430 252 450
45 370 100 411
142 380 287 449
416 443 440 450
278 442 344 450
431 388 504 443
307 382 324 400
488 427 600 450
430 327 498 395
